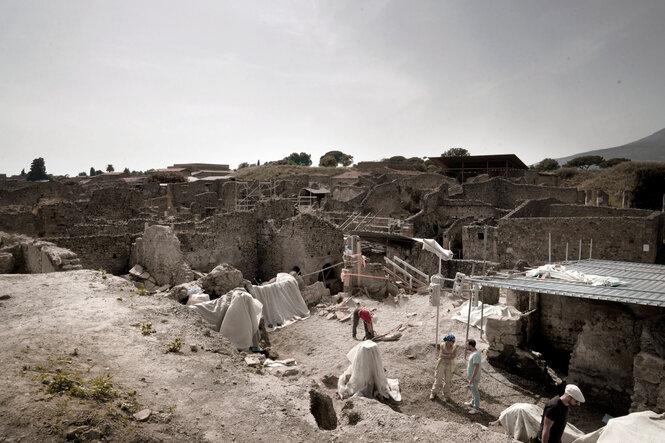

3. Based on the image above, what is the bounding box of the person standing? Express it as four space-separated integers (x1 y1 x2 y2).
465 339 481 414
352 303 374 340
538 384 585 443
430 333 457 401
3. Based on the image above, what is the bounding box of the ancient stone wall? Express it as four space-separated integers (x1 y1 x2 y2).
460 177 582 209
548 204 654 218
86 186 143 219
464 215 663 266
0 232 82 273
51 233 136 275
359 181 405 218
131 225 193 286
631 319 665 413
36 203 84 237
258 213 343 284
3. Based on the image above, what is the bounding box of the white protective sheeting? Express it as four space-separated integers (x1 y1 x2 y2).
415 238 453 261
498 403 585 443
571 411 665 443
338 341 401 402
526 264 624 287
188 289 263 350
453 300 516 331
249 273 310 331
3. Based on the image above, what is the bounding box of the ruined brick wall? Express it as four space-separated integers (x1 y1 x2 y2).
258 213 343 283
36 203 84 237
86 186 143 219
461 177 581 209
359 181 406 218
464 216 662 266
631 318 665 413
0 210 37 236
0 181 82 207
177 212 259 279
548 204 654 218
50 234 136 275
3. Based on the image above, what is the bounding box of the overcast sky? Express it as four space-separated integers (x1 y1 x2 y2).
1 0 664 176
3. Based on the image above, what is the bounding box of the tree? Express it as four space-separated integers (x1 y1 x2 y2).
442 148 470 157
20 169 26 177
26 157 48 181
238 162 250 169
145 171 186 184
318 150 353 167
123 167 130 174
318 155 338 167
564 155 604 169
78 171 87 176
599 158 630 169
286 152 312 166
89 167 96 177
631 166 665 210
534 158 560 171
106 164 115 172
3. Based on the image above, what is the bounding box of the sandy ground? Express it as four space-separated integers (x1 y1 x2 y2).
0 271 604 442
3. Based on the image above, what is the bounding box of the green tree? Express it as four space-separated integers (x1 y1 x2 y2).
564 155 604 169
26 157 48 181
20 168 26 177
318 150 353 167
534 158 560 171
78 171 87 176
145 171 186 184
237 162 250 169
286 152 312 166
123 167 130 173
599 158 630 169
89 167 96 177
106 164 115 172
442 148 470 157
318 155 338 167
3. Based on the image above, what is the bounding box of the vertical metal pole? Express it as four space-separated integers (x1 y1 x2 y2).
578 240 582 262
479 285 485 338
438 258 441 276
548 232 552 263
464 278 472 359
565 242 569 263
589 239 593 259
482 226 488 275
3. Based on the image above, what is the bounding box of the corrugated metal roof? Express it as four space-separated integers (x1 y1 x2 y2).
472 259 665 308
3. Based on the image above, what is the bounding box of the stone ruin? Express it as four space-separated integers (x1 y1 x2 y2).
1 161 664 416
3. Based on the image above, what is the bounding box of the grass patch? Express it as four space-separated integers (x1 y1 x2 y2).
166 338 182 353
141 323 153 336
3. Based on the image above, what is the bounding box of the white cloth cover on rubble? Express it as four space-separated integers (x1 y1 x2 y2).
188 289 263 350
453 300 515 330
526 264 624 287
571 410 665 443
498 403 585 443
337 341 401 402
249 273 309 331
415 238 453 261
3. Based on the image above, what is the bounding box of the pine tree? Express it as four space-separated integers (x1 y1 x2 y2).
26 157 48 181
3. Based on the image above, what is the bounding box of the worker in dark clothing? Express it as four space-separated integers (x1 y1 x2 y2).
538 384 585 443
352 303 374 340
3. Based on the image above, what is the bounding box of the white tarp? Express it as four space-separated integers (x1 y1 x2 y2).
498 403 585 443
526 264 624 287
415 238 453 261
453 300 516 330
571 411 665 443
249 273 310 332
188 289 263 350
338 341 401 402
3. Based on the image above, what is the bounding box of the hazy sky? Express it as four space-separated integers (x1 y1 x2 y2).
2 0 664 176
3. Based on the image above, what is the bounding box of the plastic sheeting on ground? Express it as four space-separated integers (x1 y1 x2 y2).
571 410 665 443
337 341 401 402
188 289 262 350
249 273 310 332
453 300 516 331
498 403 585 443
415 238 453 261
526 264 624 287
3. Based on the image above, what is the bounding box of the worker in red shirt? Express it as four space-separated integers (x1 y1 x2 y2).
352 302 375 340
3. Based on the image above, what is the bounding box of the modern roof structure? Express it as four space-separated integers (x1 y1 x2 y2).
428 154 528 182
474 259 665 308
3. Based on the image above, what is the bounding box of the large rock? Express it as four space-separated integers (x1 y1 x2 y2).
301 281 330 307
131 225 194 287
199 263 244 298
309 389 337 430
0 252 15 273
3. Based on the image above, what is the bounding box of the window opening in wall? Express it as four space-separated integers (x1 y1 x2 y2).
477 232 484 240
112 253 117 259
292 266 301 275
319 263 333 282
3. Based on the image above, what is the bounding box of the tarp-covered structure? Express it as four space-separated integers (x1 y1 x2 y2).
188 289 263 350
338 341 401 402
498 403 665 443
249 273 310 331
453 300 517 331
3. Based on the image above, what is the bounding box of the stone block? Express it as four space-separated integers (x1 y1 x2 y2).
633 352 665 385
301 281 330 307
200 263 244 298
0 252 15 273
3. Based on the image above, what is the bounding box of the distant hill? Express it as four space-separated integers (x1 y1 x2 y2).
556 127 665 165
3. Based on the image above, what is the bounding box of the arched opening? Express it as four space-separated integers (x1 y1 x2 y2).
292 266 301 275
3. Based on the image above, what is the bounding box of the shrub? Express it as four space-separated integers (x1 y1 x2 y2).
166 338 183 353
145 171 186 183
631 166 665 210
